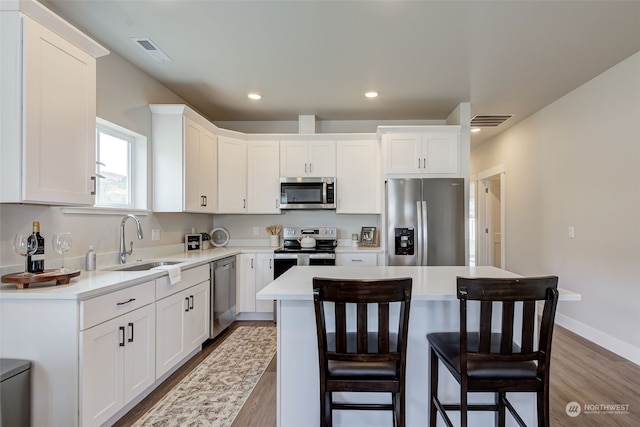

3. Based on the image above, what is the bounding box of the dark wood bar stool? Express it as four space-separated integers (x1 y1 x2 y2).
427 276 559 427
312 277 412 427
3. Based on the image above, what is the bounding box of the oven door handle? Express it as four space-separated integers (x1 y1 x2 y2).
273 253 300 260
308 253 336 260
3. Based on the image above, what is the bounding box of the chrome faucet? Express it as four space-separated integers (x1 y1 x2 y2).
119 214 144 264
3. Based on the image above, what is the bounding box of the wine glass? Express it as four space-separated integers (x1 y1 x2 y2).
13 233 38 276
52 232 72 272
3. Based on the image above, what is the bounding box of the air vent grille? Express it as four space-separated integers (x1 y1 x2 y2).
130 37 172 62
470 114 513 127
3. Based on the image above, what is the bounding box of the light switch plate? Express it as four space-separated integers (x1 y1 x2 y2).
152 229 161 241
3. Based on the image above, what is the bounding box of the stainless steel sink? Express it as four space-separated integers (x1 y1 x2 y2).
111 260 182 272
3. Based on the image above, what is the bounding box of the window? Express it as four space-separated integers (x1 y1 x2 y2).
96 124 132 207
95 118 147 210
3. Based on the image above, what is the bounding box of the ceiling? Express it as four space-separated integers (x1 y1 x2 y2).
43 0 640 146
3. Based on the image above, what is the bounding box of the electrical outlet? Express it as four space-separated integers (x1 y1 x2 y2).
568 226 575 239
152 229 161 241
253 227 260 236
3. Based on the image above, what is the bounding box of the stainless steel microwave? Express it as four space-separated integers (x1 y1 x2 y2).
279 177 336 210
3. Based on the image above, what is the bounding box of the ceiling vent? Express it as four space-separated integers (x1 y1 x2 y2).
470 114 513 127
130 37 172 62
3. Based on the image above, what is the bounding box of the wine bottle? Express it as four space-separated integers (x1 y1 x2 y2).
27 221 45 273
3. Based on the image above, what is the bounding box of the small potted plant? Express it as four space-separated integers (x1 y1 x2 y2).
200 232 211 249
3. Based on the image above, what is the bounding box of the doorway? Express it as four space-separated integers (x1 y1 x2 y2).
475 165 506 268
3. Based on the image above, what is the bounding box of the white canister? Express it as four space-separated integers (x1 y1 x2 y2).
270 235 280 247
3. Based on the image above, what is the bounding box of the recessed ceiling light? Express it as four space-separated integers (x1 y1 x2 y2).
471 127 481 133
365 91 378 98
248 93 262 100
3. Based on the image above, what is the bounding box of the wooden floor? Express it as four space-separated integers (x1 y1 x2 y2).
116 322 639 426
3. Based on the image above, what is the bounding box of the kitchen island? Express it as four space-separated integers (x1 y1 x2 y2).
257 265 580 427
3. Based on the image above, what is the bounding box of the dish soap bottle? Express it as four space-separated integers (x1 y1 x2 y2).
85 246 96 271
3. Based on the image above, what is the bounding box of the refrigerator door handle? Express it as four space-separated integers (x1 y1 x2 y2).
416 200 422 266
422 201 428 266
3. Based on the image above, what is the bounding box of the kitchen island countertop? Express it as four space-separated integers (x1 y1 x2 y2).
257 265 581 301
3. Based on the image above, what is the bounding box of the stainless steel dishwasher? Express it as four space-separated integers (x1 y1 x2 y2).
210 256 236 339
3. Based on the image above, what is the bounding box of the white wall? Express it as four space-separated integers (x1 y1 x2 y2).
214 119 444 134
471 52 640 364
0 51 213 272
214 211 380 245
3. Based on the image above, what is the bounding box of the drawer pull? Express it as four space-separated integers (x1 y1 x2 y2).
128 322 134 343
119 326 125 347
117 298 136 306
189 295 194 310
185 297 190 312
352 259 363 262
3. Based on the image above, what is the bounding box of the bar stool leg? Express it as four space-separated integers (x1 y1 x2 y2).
429 347 438 427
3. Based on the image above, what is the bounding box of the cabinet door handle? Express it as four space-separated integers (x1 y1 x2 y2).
243 198 246 209
304 163 307 173
189 295 194 310
269 259 272 269
309 163 312 173
251 258 254 269
90 176 97 195
128 322 134 343
185 297 190 312
423 158 426 169
417 157 421 168
204 195 207 206
119 326 125 347
117 298 136 306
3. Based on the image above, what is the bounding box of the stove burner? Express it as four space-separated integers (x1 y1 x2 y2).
274 227 337 254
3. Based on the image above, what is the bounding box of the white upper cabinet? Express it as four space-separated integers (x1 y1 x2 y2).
280 140 336 177
247 140 281 214
184 118 218 212
150 104 218 213
0 4 108 205
383 126 460 176
336 139 381 214
217 135 247 213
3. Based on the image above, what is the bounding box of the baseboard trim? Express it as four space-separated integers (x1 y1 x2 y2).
555 312 640 366
236 312 274 321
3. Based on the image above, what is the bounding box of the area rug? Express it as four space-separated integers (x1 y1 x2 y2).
133 326 276 427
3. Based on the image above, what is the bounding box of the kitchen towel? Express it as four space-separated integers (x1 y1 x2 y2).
152 265 181 284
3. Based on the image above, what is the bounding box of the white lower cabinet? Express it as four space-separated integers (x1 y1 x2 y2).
336 252 378 266
237 252 274 314
237 253 256 313
255 253 274 312
80 282 156 427
156 280 210 379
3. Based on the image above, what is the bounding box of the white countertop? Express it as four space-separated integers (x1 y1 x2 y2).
0 246 272 301
257 265 581 302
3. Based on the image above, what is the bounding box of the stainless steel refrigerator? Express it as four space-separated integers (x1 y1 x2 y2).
386 178 465 266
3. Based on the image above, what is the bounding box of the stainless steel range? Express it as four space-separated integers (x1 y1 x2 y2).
273 227 337 278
